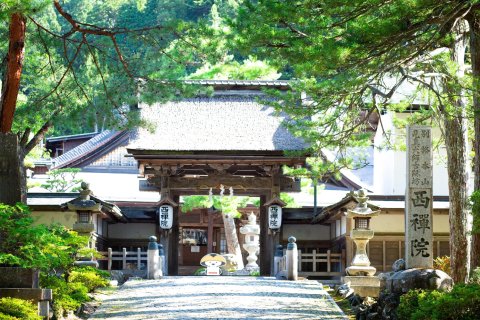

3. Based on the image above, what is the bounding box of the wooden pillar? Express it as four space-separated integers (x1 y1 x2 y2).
168 194 180 275
207 209 214 253
260 194 271 276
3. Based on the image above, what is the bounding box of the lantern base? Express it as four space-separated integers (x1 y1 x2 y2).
342 276 380 298
345 265 376 276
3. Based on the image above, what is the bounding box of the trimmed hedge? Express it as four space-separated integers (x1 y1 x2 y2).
397 284 480 320
0 297 42 320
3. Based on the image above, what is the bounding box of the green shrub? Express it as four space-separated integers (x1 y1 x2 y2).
41 274 89 317
69 267 109 292
397 284 480 320
433 256 451 275
0 297 42 320
194 267 206 275
470 267 480 284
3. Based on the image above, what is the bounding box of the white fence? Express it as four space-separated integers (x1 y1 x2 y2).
97 248 148 271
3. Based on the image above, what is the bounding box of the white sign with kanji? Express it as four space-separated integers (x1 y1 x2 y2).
159 205 173 229
268 205 282 229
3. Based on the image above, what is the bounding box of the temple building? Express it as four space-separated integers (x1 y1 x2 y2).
27 80 451 277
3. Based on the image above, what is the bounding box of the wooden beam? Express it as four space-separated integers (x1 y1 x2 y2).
139 175 300 193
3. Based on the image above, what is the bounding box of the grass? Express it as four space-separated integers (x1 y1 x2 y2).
324 286 356 320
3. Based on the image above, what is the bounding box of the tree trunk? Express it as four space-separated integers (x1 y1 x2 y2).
443 23 471 283
468 13 480 272
0 133 26 204
444 116 471 283
0 13 26 133
222 213 244 270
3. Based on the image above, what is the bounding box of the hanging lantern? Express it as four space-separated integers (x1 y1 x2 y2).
264 196 286 230
157 197 178 230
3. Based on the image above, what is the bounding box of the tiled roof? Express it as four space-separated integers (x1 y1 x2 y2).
53 130 125 168
46 132 98 142
128 95 307 151
183 79 290 87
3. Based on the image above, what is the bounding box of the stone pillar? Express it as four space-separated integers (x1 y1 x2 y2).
160 232 169 276
159 244 166 275
273 245 284 276
405 126 433 269
0 133 23 204
147 236 162 279
286 236 298 281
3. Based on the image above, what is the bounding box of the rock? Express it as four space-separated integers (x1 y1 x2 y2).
335 283 354 298
275 270 287 280
335 283 349 295
110 270 127 284
348 294 362 306
392 259 406 272
377 272 393 291
386 268 453 294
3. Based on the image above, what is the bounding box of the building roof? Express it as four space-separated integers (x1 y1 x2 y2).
128 95 308 152
46 132 99 142
312 193 449 224
52 130 130 169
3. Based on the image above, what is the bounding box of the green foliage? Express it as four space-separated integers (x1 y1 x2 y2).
182 192 297 213
0 203 89 270
0 204 102 317
433 256 451 276
40 168 83 192
40 274 88 316
41 266 110 317
280 193 298 208
181 195 258 215
397 284 480 320
471 190 480 235
24 144 50 169
0 297 42 320
470 267 480 285
194 267 206 276
69 266 110 292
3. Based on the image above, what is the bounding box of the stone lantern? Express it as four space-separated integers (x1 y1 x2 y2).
239 212 260 271
63 182 125 267
67 182 101 248
345 189 379 276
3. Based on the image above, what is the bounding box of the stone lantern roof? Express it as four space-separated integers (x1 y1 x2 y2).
347 189 380 219
61 182 127 222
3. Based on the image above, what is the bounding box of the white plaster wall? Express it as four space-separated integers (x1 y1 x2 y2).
373 112 449 196
282 225 331 241
32 211 77 228
108 223 156 239
370 212 449 234
335 220 341 237
341 216 347 235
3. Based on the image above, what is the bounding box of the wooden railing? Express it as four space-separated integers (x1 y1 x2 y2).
97 248 148 271
275 250 345 277
298 249 345 276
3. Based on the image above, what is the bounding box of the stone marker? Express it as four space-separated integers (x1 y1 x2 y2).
405 125 433 269
286 236 298 281
147 236 162 279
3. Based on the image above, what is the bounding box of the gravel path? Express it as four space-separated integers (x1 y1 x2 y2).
91 276 347 320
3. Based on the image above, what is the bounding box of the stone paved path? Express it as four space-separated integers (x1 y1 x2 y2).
91 276 347 319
